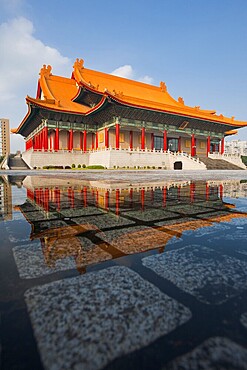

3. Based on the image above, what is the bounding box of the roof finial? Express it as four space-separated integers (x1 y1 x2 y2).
178 97 184 105
160 81 167 92
39 65 52 77
73 58 84 70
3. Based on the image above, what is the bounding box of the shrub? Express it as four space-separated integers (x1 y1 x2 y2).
78 164 81 168
65 165 71 169
71 163 75 168
82 164 86 168
86 165 105 169
241 156 247 166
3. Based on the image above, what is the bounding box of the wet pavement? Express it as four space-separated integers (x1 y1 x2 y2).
0 170 247 370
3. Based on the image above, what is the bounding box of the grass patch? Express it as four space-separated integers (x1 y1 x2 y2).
241 156 247 166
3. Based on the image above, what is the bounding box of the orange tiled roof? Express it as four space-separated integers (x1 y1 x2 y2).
13 59 247 135
73 58 247 127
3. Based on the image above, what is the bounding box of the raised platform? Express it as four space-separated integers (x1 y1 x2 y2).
21 148 207 170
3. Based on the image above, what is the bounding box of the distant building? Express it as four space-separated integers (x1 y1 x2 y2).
225 140 247 156
0 118 10 156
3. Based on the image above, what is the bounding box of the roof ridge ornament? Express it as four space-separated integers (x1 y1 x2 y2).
40 65 52 77
178 97 184 105
73 58 84 71
160 81 167 92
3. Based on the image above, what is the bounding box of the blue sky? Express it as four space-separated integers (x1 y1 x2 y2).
1 0 247 151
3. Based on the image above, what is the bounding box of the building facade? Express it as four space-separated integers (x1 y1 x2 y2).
225 140 247 156
0 118 10 157
12 59 247 169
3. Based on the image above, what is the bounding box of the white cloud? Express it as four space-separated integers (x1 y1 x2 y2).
111 65 134 79
0 17 72 152
111 64 154 85
138 75 154 84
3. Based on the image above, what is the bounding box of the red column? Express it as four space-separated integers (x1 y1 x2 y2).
83 130 87 152
44 188 49 212
55 128 59 151
43 126 48 151
105 190 109 210
191 134 195 156
92 133 94 150
39 133 42 150
141 188 145 210
129 131 133 150
190 182 195 202
219 184 223 199
207 136 210 157
129 188 133 207
178 136 181 152
163 130 167 151
104 128 108 148
206 183 209 201
151 133 154 150
39 130 43 150
141 127 145 150
36 134 39 150
163 187 167 207
116 123 120 149
33 136 36 150
96 132 98 149
83 186 87 207
221 137 224 154
69 129 73 151
68 188 74 208
80 132 83 150
55 188 61 211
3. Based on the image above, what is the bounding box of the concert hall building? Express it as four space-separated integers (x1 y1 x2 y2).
12 59 247 170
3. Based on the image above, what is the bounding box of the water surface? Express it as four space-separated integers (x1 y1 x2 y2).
1 175 247 370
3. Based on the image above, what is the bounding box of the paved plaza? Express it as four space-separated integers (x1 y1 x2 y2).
0 170 247 370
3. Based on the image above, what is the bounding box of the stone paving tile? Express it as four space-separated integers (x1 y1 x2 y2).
121 209 179 222
142 245 247 304
164 337 247 370
25 266 191 370
165 204 209 215
98 226 173 254
155 217 196 227
13 236 112 278
22 210 58 221
59 206 106 217
76 236 112 266
38 219 67 229
72 213 135 230
13 241 76 278
240 312 247 329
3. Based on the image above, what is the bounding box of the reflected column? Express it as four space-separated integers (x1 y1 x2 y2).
116 189 120 215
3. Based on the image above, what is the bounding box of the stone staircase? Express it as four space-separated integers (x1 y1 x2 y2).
198 156 244 170
8 156 30 170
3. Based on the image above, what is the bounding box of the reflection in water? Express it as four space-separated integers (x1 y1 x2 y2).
0 176 12 220
2 175 246 275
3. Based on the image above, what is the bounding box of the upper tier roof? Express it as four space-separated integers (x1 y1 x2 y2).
12 58 247 135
